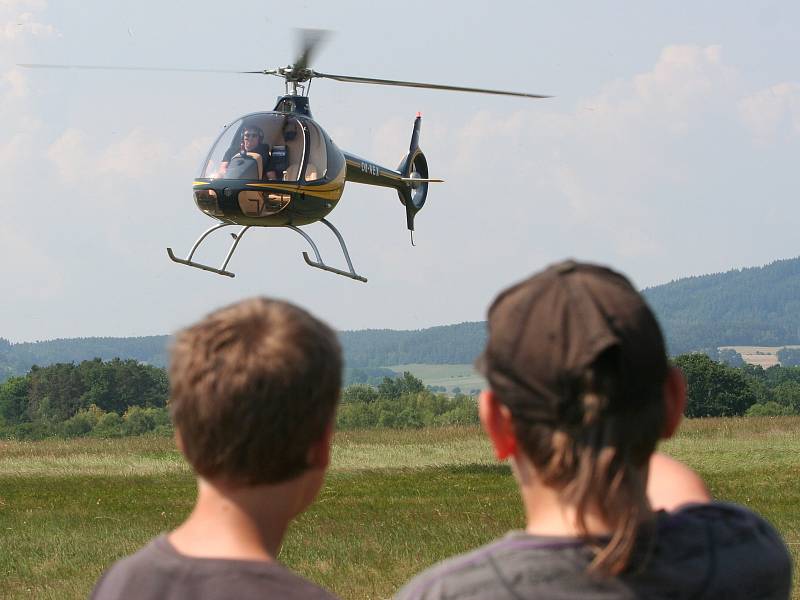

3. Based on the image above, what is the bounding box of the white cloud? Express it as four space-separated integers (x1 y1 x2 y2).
0 3 56 41
738 82 800 142
553 163 596 222
1 67 29 120
0 62 42 178
0 0 48 11
578 44 738 138
0 67 28 99
46 128 180 185
436 45 741 261
0 220 65 301
0 114 40 166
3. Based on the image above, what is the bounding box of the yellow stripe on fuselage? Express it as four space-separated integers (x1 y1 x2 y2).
245 183 299 190
192 164 347 202
243 183 342 202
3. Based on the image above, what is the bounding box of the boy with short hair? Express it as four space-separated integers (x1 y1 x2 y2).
92 298 341 599
396 260 792 599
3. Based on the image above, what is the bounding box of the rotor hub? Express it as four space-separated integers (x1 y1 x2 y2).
280 65 314 83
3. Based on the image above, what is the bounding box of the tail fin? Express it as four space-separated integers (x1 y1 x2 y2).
408 111 422 157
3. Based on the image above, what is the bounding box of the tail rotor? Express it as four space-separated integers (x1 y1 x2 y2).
397 113 442 239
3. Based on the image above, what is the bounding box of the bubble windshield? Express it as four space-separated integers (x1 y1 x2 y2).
200 112 327 182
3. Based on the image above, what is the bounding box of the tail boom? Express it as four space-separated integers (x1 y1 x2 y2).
342 113 442 232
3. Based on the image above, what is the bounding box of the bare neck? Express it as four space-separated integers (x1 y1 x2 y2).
512 455 650 538
168 475 316 561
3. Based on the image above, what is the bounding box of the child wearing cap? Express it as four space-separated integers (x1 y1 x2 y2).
91 298 341 600
396 260 792 600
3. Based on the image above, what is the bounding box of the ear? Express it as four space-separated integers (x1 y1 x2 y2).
306 420 334 470
479 390 517 460
661 366 687 439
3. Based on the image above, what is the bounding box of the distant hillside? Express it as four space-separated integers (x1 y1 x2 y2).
3 257 800 379
0 323 488 382
338 322 486 368
643 257 800 355
0 336 170 382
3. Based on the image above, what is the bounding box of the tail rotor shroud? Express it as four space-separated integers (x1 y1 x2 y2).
398 113 432 234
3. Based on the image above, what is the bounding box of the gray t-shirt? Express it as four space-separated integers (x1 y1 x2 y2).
395 503 792 600
90 535 338 600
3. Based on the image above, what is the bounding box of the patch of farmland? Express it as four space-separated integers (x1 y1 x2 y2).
720 345 800 368
387 363 486 394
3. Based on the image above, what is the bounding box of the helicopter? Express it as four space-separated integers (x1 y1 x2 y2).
20 32 550 282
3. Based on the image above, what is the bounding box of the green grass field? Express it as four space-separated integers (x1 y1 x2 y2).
0 419 798 599
387 364 486 394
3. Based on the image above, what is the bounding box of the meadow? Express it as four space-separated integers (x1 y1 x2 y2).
719 345 800 368
0 419 798 599
387 363 486 394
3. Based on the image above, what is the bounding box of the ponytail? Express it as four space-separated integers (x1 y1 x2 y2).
511 350 665 575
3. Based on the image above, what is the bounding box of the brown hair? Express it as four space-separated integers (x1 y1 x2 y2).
169 298 342 485
506 349 665 575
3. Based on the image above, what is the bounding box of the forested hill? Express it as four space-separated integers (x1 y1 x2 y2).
0 336 169 382
338 322 487 368
643 257 800 354
3 256 800 379
0 323 489 381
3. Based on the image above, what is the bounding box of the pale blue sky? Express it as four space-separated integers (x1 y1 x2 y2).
1 1 798 341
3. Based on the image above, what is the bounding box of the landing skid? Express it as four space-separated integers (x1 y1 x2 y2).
289 220 368 283
166 218 367 282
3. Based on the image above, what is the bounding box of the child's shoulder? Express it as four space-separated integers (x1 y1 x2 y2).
91 535 339 600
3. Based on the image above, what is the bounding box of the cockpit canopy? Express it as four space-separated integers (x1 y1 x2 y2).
200 112 328 182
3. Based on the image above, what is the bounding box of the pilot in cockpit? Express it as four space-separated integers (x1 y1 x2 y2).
219 125 278 180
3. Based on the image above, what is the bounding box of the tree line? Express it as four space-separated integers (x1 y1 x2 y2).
0 324 489 382
0 358 169 439
6 255 800 379
337 372 479 429
1 354 798 440
0 336 169 381
338 322 488 368
644 256 800 354
0 360 479 439
675 353 800 417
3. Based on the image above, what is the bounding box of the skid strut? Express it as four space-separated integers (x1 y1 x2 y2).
290 219 367 283
166 218 367 282
167 222 249 278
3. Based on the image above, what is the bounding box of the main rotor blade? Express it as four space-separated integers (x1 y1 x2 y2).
294 29 329 72
17 63 278 75
312 71 551 99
